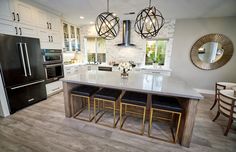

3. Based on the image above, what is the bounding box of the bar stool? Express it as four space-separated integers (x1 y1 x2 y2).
148 95 183 143
120 91 147 135
210 82 236 110
71 85 99 122
94 88 122 128
212 89 236 136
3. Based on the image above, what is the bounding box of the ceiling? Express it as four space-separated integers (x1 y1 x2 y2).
32 0 236 25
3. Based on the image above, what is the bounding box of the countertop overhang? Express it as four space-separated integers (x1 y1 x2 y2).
62 71 203 100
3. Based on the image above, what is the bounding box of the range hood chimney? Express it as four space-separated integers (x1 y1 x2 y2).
117 20 135 47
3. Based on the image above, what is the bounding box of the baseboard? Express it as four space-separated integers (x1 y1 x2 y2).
195 88 214 95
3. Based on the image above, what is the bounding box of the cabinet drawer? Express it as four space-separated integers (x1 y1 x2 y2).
46 81 62 96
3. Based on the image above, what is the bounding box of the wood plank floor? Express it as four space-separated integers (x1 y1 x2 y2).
0 93 235 152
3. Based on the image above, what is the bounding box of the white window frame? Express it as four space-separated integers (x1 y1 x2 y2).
145 38 169 66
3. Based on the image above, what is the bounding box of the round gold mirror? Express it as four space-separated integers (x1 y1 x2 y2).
190 34 233 70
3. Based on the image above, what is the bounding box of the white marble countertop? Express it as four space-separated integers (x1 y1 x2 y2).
63 63 87 67
62 71 203 100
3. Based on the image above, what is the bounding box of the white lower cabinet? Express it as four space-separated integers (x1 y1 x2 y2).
140 69 171 76
64 65 87 76
46 80 63 96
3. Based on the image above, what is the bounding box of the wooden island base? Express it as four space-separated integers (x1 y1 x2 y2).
63 82 199 148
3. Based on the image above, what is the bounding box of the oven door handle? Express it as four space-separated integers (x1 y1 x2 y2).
45 64 63 67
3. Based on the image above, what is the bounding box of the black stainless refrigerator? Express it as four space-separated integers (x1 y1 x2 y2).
0 34 47 114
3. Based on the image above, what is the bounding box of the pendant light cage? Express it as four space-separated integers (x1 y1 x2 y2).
95 0 120 40
134 0 165 39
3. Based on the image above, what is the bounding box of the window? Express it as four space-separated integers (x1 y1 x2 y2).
85 37 106 63
145 39 168 65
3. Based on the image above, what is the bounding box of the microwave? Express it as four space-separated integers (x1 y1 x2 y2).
42 49 63 64
44 63 64 83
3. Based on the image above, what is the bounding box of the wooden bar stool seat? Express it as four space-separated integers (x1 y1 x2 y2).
149 95 183 143
94 88 122 128
120 91 147 135
71 85 99 122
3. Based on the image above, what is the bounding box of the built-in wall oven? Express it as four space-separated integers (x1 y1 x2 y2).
42 49 64 83
42 49 63 64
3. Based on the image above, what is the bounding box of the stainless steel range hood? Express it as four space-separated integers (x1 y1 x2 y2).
117 20 135 47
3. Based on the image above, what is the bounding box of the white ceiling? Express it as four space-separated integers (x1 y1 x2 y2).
32 0 236 25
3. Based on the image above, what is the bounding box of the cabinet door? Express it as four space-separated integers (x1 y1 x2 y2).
51 31 62 49
51 31 62 44
14 1 34 25
35 9 48 29
49 15 61 32
38 28 50 42
0 19 16 35
0 0 14 21
18 24 37 38
46 81 62 96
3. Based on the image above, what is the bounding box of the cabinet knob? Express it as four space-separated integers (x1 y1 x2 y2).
19 27 22 35
15 27 18 35
16 13 20 22
12 12 16 21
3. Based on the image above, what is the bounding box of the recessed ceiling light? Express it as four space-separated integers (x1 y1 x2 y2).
90 21 94 24
80 16 84 19
113 13 116 16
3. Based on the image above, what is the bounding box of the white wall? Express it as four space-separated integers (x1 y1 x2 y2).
79 20 176 67
171 17 236 91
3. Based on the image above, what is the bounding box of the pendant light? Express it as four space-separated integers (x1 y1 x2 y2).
95 0 120 40
134 0 165 39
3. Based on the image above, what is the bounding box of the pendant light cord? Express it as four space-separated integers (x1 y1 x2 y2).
107 0 109 12
149 0 151 7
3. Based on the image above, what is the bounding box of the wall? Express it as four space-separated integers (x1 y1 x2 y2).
171 17 236 91
79 20 176 67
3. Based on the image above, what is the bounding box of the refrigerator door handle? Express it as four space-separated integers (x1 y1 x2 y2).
19 43 27 77
10 80 45 90
24 43 32 76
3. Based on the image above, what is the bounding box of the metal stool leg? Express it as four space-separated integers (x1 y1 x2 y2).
174 113 182 143
142 107 146 134
120 103 123 128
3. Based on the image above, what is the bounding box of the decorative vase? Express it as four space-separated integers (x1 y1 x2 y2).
153 63 159 69
121 72 128 79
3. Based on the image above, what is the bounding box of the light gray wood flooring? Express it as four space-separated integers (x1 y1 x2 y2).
0 93 235 152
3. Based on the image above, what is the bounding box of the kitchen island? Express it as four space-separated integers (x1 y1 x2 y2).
62 71 203 148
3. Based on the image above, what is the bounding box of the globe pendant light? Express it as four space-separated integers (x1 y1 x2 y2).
95 0 120 40
134 0 165 39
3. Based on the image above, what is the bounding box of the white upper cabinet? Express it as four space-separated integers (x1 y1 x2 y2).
48 14 61 32
14 0 35 26
0 0 14 21
36 9 61 32
0 0 63 49
0 20 16 36
17 23 37 38
35 9 48 29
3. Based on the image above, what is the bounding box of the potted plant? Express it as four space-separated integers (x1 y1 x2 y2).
149 52 159 68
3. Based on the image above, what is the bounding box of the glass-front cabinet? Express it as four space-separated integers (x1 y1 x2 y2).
85 37 106 64
63 22 80 52
63 23 70 51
